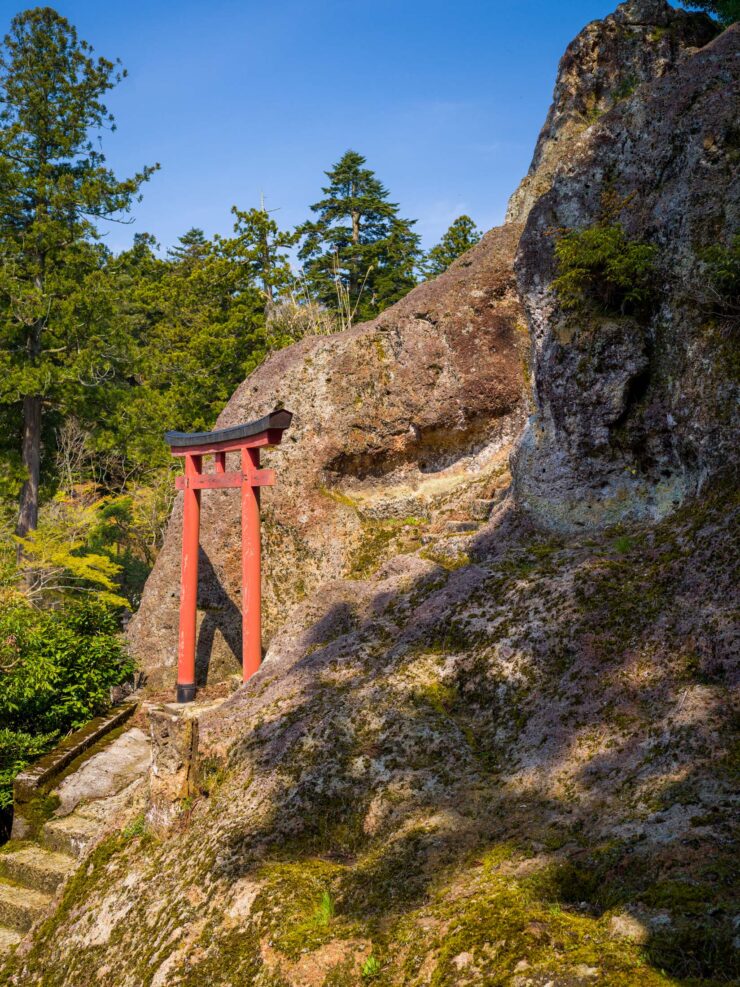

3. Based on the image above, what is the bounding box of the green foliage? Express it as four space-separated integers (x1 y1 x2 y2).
677 0 739 25
105 228 266 452
553 223 658 316
227 206 298 305
699 232 740 313
298 150 421 324
0 595 134 809
13 488 130 609
422 215 482 277
315 890 336 926
360 954 382 978
0 7 157 536
0 727 54 810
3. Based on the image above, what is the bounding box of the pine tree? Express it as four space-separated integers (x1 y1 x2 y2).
0 8 156 543
298 150 420 324
423 215 482 278
677 0 738 25
166 228 211 265
105 228 266 457
227 206 297 307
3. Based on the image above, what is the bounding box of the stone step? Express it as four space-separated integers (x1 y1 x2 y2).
0 845 75 895
0 924 21 953
40 813 101 858
470 498 497 520
443 520 479 534
0 879 51 932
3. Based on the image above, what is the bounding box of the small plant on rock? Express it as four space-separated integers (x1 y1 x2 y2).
699 233 740 315
361 954 382 978
314 890 335 926
553 222 658 316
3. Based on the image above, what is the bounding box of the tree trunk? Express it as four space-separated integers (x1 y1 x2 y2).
350 210 361 303
262 234 273 305
16 393 42 545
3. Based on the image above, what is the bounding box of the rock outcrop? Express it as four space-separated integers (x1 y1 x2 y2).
513 24 739 531
129 224 527 688
506 0 717 224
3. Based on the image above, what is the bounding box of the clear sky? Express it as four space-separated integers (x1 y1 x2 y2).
1 0 618 254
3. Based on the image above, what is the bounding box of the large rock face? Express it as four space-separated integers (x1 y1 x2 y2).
506 0 717 224
129 225 527 688
512 25 739 531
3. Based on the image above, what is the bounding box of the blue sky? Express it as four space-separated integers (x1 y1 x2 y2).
2 0 617 253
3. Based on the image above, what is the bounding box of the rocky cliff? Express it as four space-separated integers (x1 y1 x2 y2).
512 17 739 531
4 7 738 987
130 0 721 691
506 0 717 223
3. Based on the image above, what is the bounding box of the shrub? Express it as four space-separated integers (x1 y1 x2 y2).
699 233 740 315
0 729 55 811
553 223 658 316
0 597 134 813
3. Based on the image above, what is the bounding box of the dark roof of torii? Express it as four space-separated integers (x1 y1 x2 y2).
165 409 293 448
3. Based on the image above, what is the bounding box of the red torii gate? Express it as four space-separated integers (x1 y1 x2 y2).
165 409 293 702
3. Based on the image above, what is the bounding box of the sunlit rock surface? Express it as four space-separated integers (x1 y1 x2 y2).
506 0 717 224
129 224 527 688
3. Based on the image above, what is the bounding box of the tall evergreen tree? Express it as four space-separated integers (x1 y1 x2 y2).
423 215 482 278
227 206 297 307
677 0 738 25
0 8 156 541
104 227 267 463
298 150 420 324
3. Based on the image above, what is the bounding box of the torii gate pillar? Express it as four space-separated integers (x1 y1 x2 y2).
165 410 293 702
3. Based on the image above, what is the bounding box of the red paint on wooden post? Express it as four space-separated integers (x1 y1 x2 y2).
241 447 262 682
177 453 201 703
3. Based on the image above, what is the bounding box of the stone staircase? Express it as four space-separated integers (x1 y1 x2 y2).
420 491 506 560
0 722 150 959
0 845 74 948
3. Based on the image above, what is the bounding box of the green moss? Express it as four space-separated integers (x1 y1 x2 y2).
323 959 360 986
612 73 639 103
425 855 671 987
338 826 439 926
15 790 60 837
647 26 667 42
372 338 387 363
181 923 289 986
418 548 470 571
348 517 425 579
319 484 360 510
253 859 352 959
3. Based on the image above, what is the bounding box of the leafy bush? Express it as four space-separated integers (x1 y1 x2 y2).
0 597 134 811
0 728 55 811
699 233 740 314
553 223 658 316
